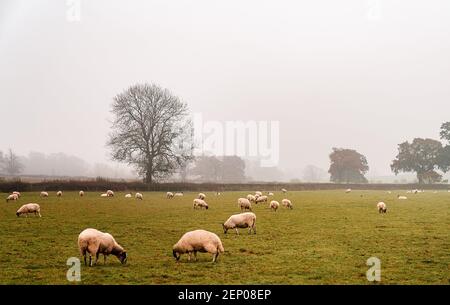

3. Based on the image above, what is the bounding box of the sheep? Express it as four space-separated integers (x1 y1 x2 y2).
222 212 256 235
12 191 21 198
255 195 268 204
172 229 224 263
255 191 262 196
56 191 62 197
281 199 293 209
247 194 256 203
193 198 209 210
377 202 387 213
78 228 127 267
174 192 184 197
198 193 206 200
125 194 132 198
397 195 407 200
387 191 392 194
254 193 261 200
238 198 252 211
268 192 274 196
345 189 352 193
16 203 41 217
40 191 49 197
79 191 85 197
135 193 143 200
106 190 114 197
270 200 280 211
100 193 108 197
166 192 174 199
281 188 287 193
6 194 18 203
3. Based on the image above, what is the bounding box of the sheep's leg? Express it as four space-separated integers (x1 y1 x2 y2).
83 254 87 266
187 252 192 262
103 254 107 264
193 251 197 261
212 252 219 263
88 255 92 267
94 253 99 265
253 226 256 234
235 228 239 235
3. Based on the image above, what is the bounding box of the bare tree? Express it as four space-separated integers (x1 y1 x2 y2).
1 149 24 176
107 83 193 184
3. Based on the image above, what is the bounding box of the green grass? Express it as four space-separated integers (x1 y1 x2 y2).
0 190 449 284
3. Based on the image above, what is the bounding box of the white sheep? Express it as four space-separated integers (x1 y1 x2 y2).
268 192 274 196
255 191 262 196
40 191 49 197
238 198 252 211
12 191 21 198
78 228 127 267
56 191 62 197
198 193 206 200
125 194 132 198
270 200 280 211
246 194 256 203
255 195 268 204
6 194 18 203
172 229 224 263
79 191 85 197
174 192 184 197
281 199 293 209
387 191 392 194
106 190 114 197
193 198 209 210
16 203 41 217
222 212 256 235
397 195 407 200
281 188 287 193
135 193 143 200
166 192 174 199
377 202 387 213
100 193 108 197
345 188 352 193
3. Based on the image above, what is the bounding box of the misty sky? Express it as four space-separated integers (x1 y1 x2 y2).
1 0 449 178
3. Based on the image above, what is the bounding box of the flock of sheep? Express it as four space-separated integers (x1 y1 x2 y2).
4 187 447 266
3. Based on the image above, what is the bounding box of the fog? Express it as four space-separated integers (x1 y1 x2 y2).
1 0 449 181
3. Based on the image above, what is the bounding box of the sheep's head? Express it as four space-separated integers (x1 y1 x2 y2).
118 251 128 264
222 224 228 234
172 250 180 261
16 212 19 217
205 205 209 210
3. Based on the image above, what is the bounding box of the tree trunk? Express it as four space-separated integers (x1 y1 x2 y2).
145 163 153 185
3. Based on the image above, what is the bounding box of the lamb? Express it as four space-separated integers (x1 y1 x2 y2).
198 193 206 200
397 195 407 200
270 200 280 211
281 199 293 209
281 188 287 193
106 190 114 197
6 194 18 203
193 198 209 210
79 191 85 197
377 202 387 213
166 192 174 199
255 195 268 204
238 198 252 211
135 193 143 200
172 229 224 263
174 192 184 197
125 194 132 198
222 212 256 235
40 191 49 197
247 194 256 203
345 189 352 193
16 203 41 217
78 228 127 267
12 191 21 198
56 191 63 197
100 193 108 197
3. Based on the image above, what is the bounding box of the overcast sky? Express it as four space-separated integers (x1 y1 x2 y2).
1 0 449 178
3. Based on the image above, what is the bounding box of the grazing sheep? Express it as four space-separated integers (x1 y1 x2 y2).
377 202 387 213
135 193 143 200
247 194 256 203
79 191 85 197
270 200 280 211
40 191 49 197
255 195 268 204
222 212 256 235
281 199 293 209
56 191 62 197
345 189 352 193
238 198 252 211
255 191 262 196
166 192 174 199
6 194 18 203
100 193 108 197
281 188 287 193
174 192 184 197
397 195 407 200
198 193 206 200
387 191 392 194
78 228 127 267
16 203 41 217
12 191 21 198
172 230 224 263
106 190 114 197
193 199 209 210
216 192 221 196
268 192 274 196
125 194 132 198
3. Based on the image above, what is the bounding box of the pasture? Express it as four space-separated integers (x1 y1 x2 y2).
0 190 449 284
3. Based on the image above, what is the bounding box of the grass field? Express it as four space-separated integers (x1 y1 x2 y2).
0 190 449 284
